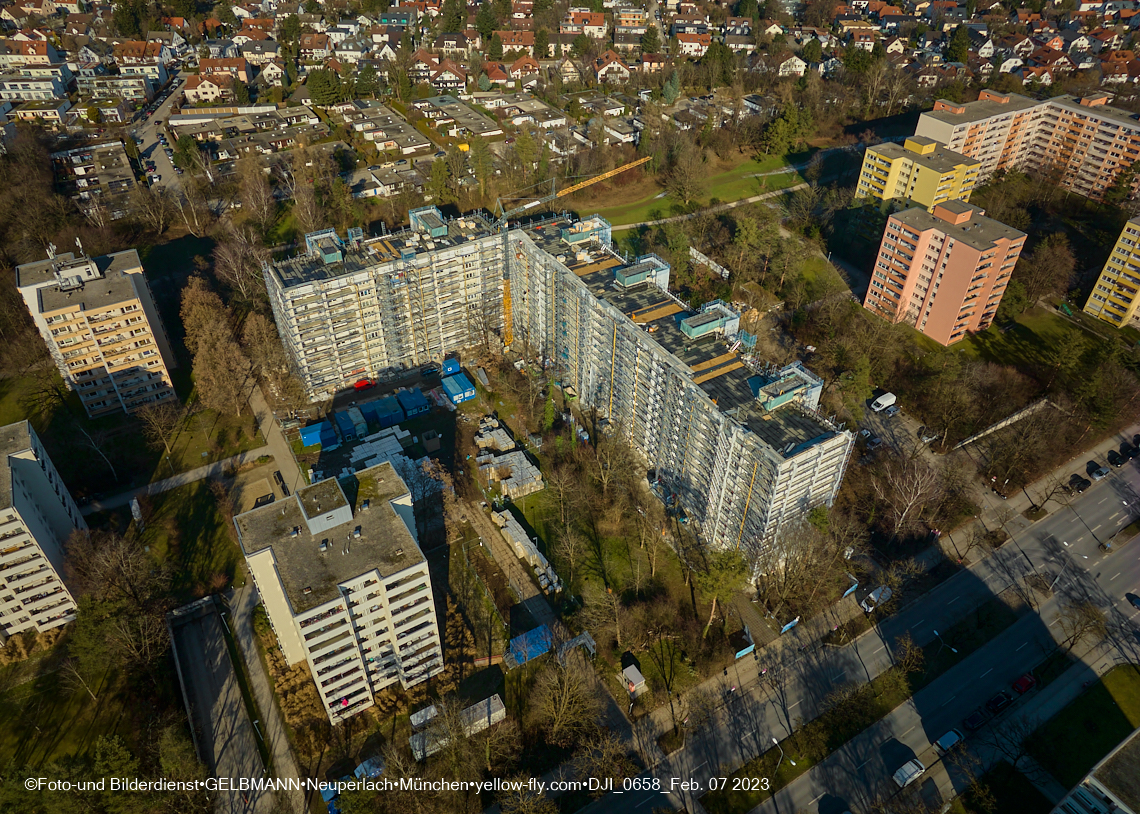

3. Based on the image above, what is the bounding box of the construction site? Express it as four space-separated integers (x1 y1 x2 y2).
265 187 854 550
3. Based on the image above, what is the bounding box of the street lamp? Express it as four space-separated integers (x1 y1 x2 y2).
932 629 958 655
1050 559 1072 591
771 737 796 770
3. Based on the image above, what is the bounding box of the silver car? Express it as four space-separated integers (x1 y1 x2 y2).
860 585 893 613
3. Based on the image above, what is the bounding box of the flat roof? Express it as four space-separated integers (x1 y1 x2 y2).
523 219 840 458
893 204 1026 251
17 250 143 314
1095 727 1140 812
234 461 423 614
869 139 978 173
0 421 33 511
920 92 1040 127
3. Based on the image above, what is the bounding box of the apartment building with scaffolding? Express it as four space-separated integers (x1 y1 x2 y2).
0 421 86 643
915 90 1140 202
263 208 504 400
234 461 443 723
509 216 855 551
1084 215 1140 327
16 245 177 417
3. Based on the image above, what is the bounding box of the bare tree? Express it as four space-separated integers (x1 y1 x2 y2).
499 776 557 814
213 223 267 303
893 632 925 675
528 655 600 748
59 657 99 701
554 527 586 585
131 184 174 235
1058 600 1108 654
580 584 626 648
171 175 214 237
239 154 276 233
870 451 943 539
573 730 635 797
136 401 185 457
973 715 1046 781
65 528 169 609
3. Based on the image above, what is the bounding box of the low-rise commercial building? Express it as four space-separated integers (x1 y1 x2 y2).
0 421 86 643
234 462 443 723
865 200 1026 345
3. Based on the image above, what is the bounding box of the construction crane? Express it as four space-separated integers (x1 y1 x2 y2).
494 155 652 346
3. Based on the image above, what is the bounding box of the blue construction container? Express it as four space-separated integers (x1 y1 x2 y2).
396 388 430 417
441 372 476 404
443 358 461 376
374 395 405 427
334 411 358 441
300 421 332 448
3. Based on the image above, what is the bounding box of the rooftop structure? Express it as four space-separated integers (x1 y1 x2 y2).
234 462 443 722
50 142 137 222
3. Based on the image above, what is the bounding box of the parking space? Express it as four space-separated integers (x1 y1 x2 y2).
855 399 940 464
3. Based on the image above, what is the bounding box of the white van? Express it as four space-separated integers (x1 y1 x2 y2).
871 392 897 412
893 759 925 788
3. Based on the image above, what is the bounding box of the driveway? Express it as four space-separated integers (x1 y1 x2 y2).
133 73 186 192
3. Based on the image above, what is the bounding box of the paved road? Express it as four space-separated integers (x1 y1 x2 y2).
230 582 308 814
170 603 273 814
249 384 305 496
133 73 186 192
583 455 1140 814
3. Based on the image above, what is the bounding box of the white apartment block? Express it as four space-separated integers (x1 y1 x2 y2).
0 421 86 643
16 247 177 417
234 462 443 723
263 208 504 400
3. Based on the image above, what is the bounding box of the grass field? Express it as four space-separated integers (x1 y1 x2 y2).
949 761 1052 814
1030 664 1140 788
588 153 811 226
141 480 247 602
960 307 1087 370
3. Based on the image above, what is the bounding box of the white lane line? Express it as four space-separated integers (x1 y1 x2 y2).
1017 642 1029 651
811 793 825 804
788 701 801 709
857 759 872 769
1099 497 1109 504
902 725 915 737
941 694 956 707
1112 572 1121 581
1052 617 1063 626
948 596 961 605
1094 524 1103 532
980 668 994 678
874 644 887 654
914 619 925 627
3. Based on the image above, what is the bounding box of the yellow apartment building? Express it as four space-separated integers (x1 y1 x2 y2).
855 136 981 211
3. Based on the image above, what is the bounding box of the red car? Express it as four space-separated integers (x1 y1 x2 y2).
353 378 375 391
1012 674 1037 694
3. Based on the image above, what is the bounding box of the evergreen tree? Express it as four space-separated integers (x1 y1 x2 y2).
476 3 498 39
802 37 822 62
945 24 969 63
356 63 379 97
489 32 504 60
535 27 550 58
234 78 250 104
571 33 590 56
280 14 301 42
478 73 492 90
662 70 681 104
439 0 463 32
640 24 661 54
307 69 343 105
702 41 736 86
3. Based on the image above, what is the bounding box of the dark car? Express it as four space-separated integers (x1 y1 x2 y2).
1108 450 1126 468
1130 595 1140 611
420 366 439 377
964 708 988 731
1123 442 1140 461
1012 674 1037 694
986 691 1012 714
1069 474 1092 494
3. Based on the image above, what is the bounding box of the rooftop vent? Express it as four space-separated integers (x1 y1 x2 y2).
319 539 329 552
291 526 301 537
362 499 370 511
302 586 312 595
353 526 362 538
394 547 404 557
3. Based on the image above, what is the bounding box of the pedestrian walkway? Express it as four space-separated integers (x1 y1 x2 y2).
610 183 810 233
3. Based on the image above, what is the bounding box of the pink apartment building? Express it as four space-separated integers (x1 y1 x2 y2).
864 200 1026 345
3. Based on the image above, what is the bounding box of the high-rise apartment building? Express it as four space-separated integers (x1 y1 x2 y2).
234 461 443 723
263 210 504 400
865 200 1026 345
1084 216 1140 326
265 211 855 552
855 136 981 211
0 421 86 643
16 246 177 417
915 91 1140 202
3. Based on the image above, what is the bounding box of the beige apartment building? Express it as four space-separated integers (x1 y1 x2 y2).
16 247 177 417
865 200 1027 345
855 136 981 211
916 90 1140 202
234 462 443 723
0 421 86 643
1084 215 1140 326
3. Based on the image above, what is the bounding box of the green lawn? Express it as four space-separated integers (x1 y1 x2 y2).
141 480 247 602
1030 664 1140 788
797 256 848 303
0 369 262 499
960 306 1086 371
0 657 134 768
590 153 809 227
949 761 1052 814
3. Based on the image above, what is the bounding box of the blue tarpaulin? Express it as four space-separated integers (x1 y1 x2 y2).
300 421 332 448
334 411 357 440
508 625 552 666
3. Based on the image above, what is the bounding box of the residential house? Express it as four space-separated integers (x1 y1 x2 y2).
241 40 279 66
509 55 540 80
558 56 581 82
200 57 252 82
434 32 470 57
592 49 630 82
497 30 534 55
675 32 711 57
561 10 608 38
299 33 331 60
1015 65 1053 84
429 58 466 91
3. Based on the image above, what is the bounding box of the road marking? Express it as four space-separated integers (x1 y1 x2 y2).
1100 497 1109 504
811 793 826 804
1094 524 1103 532
788 701 801 709
1017 642 1029 651
1112 572 1121 581
902 725 915 737
1052 617 1063 626
873 644 886 654
941 695 956 707
948 596 961 604
980 668 994 678
914 619 925 627
857 759 872 769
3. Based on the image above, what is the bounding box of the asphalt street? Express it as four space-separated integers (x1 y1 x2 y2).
170 604 272 814
133 73 186 192
586 455 1140 814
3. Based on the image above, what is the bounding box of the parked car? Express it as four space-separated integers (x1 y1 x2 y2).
1129 594 1140 611
986 691 1012 714
871 392 896 412
1123 442 1139 460
866 437 883 452
934 729 964 754
1069 473 1091 494
420 365 439 377
1012 674 1037 694
859 585 893 612
892 759 925 789
1108 450 1125 468
885 405 900 418
964 708 988 731
859 428 872 439
1090 463 1110 481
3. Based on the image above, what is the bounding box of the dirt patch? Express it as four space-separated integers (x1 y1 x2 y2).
229 464 282 514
